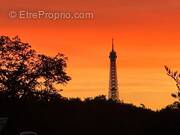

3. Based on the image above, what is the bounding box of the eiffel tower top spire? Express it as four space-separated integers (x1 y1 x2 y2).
109 38 117 60
112 38 114 51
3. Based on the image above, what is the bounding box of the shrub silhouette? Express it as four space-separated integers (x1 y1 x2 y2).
0 36 71 102
165 66 180 99
165 66 180 109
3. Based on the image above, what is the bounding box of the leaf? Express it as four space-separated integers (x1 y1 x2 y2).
171 93 177 98
174 71 178 77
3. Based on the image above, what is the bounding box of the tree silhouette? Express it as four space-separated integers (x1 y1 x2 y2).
165 66 180 103
0 36 71 101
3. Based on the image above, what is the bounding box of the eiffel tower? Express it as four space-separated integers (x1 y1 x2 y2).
108 39 119 100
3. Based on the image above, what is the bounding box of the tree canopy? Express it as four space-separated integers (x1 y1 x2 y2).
0 36 71 101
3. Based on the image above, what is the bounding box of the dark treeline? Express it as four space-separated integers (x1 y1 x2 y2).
0 96 180 135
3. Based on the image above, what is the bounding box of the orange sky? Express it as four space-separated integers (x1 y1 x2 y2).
1 0 180 109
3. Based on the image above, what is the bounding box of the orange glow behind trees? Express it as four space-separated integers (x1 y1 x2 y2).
1 0 180 109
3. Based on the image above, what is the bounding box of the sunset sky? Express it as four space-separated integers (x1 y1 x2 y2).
1 0 180 109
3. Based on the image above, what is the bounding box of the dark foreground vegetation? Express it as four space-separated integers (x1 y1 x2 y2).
0 97 180 135
1 36 180 135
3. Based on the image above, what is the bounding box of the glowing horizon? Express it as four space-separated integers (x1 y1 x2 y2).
1 0 180 109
